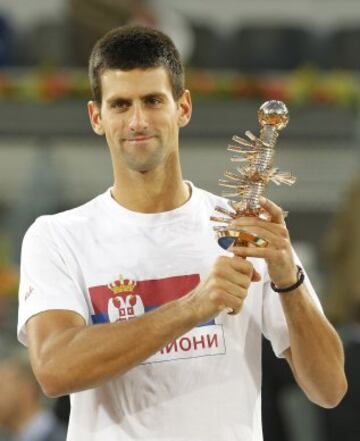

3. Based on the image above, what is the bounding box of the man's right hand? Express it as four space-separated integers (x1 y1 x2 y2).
187 256 261 322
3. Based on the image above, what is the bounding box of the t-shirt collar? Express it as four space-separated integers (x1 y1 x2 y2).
103 181 200 225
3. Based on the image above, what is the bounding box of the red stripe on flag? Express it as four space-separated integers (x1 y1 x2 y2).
89 274 200 315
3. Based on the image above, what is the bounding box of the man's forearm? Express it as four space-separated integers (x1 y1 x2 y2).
32 295 198 397
29 256 257 398
280 285 347 408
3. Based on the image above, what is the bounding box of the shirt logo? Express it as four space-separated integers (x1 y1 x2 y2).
106 276 144 322
24 286 34 301
88 274 226 362
108 294 145 322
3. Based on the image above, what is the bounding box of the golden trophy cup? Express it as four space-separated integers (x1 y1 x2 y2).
211 100 296 250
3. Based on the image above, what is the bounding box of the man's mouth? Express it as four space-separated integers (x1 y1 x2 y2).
124 135 155 142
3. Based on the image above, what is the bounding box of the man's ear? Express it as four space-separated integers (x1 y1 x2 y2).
177 90 192 128
88 100 104 135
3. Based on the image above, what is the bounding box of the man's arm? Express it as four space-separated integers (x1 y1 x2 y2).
26 256 260 397
281 285 347 408
27 297 197 397
231 197 347 408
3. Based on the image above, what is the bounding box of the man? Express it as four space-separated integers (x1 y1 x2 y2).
0 355 67 441
18 25 347 441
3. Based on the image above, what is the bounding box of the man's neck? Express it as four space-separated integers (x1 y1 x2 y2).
111 165 190 213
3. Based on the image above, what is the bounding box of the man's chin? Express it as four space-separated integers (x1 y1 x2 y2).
125 158 161 173
123 150 165 173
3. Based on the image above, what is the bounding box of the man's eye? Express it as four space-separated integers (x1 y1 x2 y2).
147 97 162 105
112 101 129 109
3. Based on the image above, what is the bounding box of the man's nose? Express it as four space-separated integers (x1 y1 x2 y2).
128 104 148 132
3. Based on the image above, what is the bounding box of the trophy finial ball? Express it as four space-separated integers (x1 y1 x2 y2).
258 100 289 130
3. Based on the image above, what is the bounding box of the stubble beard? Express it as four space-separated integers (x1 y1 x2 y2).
120 139 167 173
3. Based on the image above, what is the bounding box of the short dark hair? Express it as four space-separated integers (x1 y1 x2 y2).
89 25 185 104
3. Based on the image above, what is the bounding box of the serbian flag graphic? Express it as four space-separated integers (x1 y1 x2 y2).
89 274 201 324
89 274 225 362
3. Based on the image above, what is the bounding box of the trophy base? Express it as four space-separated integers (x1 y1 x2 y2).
217 229 269 250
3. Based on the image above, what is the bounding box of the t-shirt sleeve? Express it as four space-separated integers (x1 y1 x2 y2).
262 249 323 358
17 217 90 347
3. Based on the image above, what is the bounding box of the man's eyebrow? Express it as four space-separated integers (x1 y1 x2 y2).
106 92 168 103
143 92 167 97
140 92 169 102
106 96 131 104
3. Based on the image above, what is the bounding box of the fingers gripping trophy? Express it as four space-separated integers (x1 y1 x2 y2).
210 100 296 250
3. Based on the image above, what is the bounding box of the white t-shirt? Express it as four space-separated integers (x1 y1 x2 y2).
18 182 321 441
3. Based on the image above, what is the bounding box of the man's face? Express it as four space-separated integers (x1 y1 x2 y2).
88 67 192 174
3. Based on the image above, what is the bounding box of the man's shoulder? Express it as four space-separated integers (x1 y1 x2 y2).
25 190 108 240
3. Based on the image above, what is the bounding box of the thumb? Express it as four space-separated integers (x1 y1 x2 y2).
251 268 261 282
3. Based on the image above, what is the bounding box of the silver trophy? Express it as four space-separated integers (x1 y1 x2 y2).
211 100 296 249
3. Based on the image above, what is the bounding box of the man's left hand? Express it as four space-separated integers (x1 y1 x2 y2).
229 197 298 288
